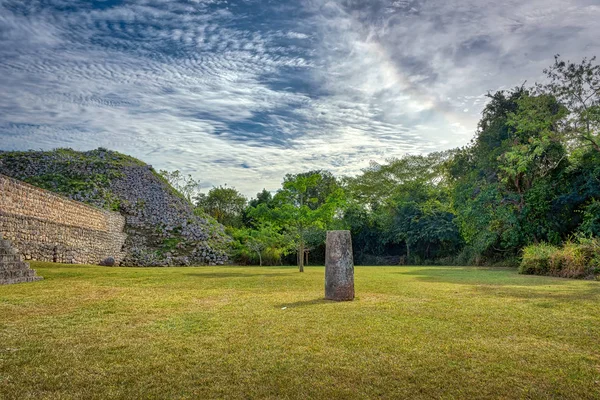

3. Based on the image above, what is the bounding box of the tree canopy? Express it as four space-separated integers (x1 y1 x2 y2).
163 55 600 272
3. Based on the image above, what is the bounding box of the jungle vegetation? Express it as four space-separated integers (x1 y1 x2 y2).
191 56 600 278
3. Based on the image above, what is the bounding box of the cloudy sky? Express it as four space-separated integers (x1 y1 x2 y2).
1 0 599 196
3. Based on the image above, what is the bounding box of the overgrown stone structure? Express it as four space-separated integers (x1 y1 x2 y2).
325 230 355 301
0 234 43 285
0 174 127 265
0 149 230 266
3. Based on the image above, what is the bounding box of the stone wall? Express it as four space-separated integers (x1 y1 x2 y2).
0 149 230 266
0 174 127 265
0 234 43 285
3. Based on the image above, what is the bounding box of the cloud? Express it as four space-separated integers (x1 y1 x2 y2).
0 0 599 196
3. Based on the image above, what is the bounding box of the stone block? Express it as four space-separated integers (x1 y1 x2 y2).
0 235 43 285
325 230 355 301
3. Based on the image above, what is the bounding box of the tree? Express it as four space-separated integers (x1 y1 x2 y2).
541 55 600 152
250 172 344 272
231 222 289 266
500 93 568 210
345 152 451 209
286 170 340 209
448 88 572 260
380 178 461 263
196 186 247 227
244 189 274 227
448 87 533 259
158 170 201 204
342 152 460 264
248 189 273 209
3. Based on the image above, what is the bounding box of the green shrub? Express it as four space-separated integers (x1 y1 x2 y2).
573 236 600 277
519 237 600 279
550 241 588 278
519 243 559 275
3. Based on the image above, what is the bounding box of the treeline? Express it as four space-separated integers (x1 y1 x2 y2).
167 56 600 273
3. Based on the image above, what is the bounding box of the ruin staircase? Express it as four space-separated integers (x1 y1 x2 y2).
0 235 43 285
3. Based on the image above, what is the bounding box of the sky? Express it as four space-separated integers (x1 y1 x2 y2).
1 0 599 197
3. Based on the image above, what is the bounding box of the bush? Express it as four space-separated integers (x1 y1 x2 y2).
572 236 600 277
519 243 559 275
551 241 588 278
519 237 600 279
454 246 482 266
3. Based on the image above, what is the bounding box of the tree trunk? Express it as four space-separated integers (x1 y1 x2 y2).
256 251 262 267
298 240 305 272
406 241 410 264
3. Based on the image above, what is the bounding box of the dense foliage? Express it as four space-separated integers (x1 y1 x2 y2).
196 56 599 277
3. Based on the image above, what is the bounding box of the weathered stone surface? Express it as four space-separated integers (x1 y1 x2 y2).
0 149 229 266
325 230 354 301
0 174 127 265
0 234 43 285
99 257 116 266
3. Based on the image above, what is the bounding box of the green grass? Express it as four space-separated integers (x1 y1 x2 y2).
1 264 599 399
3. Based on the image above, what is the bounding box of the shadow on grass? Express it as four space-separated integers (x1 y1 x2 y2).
395 267 570 287
473 284 600 302
396 267 600 302
184 272 294 279
275 298 337 309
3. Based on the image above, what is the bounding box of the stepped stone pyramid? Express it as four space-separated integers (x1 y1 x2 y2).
0 234 43 285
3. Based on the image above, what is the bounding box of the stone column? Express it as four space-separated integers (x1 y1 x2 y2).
325 230 354 301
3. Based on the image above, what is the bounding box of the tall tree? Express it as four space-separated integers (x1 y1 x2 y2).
449 89 570 259
345 152 451 209
500 93 568 211
250 172 344 272
541 55 600 152
448 88 527 259
344 153 460 263
197 186 247 227
248 189 273 209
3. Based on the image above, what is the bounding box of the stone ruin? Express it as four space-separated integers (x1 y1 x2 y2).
0 173 127 265
0 149 229 267
0 234 43 285
325 230 355 301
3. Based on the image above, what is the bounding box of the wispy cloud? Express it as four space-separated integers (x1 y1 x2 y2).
0 0 599 196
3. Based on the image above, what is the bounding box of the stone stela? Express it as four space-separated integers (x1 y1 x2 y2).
325 230 355 301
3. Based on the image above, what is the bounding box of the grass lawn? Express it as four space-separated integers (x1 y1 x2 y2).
1 263 599 399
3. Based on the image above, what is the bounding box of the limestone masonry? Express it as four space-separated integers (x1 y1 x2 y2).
0 174 127 265
0 234 43 285
0 149 229 266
